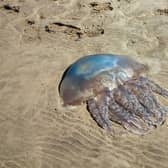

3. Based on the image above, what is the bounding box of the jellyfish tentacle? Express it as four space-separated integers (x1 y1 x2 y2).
127 79 166 125
139 77 168 99
108 94 131 123
87 89 111 132
108 94 152 135
113 84 156 125
139 77 168 115
122 116 152 135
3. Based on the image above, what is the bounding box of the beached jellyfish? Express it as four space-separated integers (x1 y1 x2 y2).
59 54 168 135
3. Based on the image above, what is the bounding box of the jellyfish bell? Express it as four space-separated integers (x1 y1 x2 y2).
59 54 148 106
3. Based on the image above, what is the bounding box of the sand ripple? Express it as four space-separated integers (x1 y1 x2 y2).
0 0 168 167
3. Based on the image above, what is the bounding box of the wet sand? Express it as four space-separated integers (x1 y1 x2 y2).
0 0 168 167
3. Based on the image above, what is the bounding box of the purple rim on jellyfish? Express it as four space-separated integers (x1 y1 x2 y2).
59 54 168 135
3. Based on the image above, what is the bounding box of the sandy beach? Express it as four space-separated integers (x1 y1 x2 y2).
0 0 168 167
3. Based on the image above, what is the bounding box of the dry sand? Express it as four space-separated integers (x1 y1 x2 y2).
0 0 168 167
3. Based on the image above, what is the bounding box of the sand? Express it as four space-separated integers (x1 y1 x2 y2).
0 0 168 167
